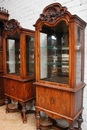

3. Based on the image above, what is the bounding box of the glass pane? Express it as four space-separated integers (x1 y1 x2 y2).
40 21 69 84
76 26 82 84
26 35 34 76
6 33 20 75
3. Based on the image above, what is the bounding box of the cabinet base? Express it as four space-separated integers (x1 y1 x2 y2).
36 111 83 130
5 97 36 123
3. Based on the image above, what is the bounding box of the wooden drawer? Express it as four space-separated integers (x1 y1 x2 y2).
4 79 18 98
4 78 35 101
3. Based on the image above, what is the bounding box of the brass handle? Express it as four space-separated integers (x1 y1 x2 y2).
12 86 14 91
51 98 54 103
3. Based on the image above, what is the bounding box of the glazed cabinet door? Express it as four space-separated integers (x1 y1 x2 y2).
40 21 69 84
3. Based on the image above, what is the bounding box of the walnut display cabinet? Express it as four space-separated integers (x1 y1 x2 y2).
3 19 35 123
0 8 9 105
34 3 86 130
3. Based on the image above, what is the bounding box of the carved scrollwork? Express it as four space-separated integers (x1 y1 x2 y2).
4 19 21 34
40 3 67 23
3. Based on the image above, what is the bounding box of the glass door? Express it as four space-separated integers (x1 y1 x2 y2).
40 21 69 84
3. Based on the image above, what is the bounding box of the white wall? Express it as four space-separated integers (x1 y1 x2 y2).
0 0 87 129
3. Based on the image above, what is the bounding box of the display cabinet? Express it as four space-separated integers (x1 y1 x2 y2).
0 8 9 105
3 19 35 123
34 3 86 130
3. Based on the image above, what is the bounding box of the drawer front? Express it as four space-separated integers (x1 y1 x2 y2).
36 86 71 117
4 79 18 97
4 79 35 100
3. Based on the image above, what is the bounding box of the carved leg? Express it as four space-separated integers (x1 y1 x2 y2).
77 113 83 130
5 97 9 113
21 103 27 124
36 111 41 130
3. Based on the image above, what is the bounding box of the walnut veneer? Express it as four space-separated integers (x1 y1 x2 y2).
3 19 35 123
34 3 86 130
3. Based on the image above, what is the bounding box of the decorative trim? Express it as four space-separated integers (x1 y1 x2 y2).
0 7 8 13
4 19 21 34
40 3 67 23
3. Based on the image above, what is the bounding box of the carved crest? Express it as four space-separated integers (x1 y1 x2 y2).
40 3 67 23
4 19 21 34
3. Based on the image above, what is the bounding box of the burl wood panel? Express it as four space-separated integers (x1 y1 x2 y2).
36 85 71 117
74 88 83 115
4 78 36 101
36 85 83 118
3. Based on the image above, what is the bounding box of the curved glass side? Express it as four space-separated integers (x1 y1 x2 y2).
76 26 82 84
26 35 34 76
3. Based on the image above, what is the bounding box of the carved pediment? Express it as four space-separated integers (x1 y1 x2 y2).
4 19 21 34
40 3 67 23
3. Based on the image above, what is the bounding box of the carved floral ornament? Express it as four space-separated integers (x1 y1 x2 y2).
40 3 67 24
4 19 21 34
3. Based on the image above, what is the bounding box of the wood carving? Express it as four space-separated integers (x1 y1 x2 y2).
40 3 67 23
4 19 21 34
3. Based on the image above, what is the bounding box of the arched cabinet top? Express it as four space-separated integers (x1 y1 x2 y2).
34 2 86 29
3 19 35 36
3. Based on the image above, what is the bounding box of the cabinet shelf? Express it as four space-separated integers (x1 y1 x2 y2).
26 48 34 51
26 61 34 64
45 62 69 66
40 45 69 50
6 49 20 51
6 61 20 64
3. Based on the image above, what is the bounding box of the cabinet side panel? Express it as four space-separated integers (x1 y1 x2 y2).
19 81 36 100
74 88 83 115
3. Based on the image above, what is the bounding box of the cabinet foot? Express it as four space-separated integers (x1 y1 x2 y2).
5 108 9 113
36 111 41 130
37 128 41 130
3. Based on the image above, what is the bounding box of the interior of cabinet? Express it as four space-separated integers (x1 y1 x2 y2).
6 32 34 77
40 20 69 84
